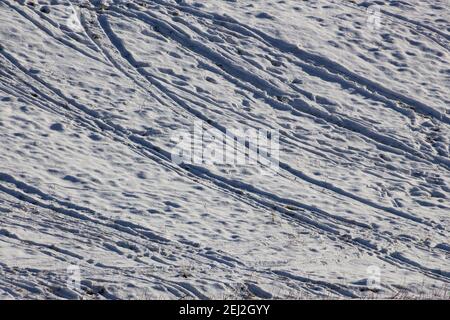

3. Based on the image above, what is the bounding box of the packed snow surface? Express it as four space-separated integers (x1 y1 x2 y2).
0 0 449 299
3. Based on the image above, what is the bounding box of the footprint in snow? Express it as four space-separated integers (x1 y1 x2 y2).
40 5 50 14
49 123 64 132
255 12 275 20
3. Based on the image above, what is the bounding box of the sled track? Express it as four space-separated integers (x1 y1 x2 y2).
1 45 448 286
0 0 448 299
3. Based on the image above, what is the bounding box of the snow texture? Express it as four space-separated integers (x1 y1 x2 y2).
0 0 449 299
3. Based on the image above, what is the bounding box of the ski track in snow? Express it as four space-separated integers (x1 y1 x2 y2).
0 0 449 299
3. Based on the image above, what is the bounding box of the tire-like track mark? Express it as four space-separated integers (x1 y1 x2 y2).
2 5 448 288
113 6 450 173
94 8 450 268
102 7 447 229
0 49 398 289
3 51 342 295
151 0 450 126
94 7 450 283
75 7 448 225
0 173 360 298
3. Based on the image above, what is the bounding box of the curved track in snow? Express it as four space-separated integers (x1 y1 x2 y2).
0 0 448 299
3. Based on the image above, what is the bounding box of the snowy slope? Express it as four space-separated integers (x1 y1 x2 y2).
0 0 449 299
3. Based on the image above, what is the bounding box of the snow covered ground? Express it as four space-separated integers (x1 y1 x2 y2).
0 0 448 299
